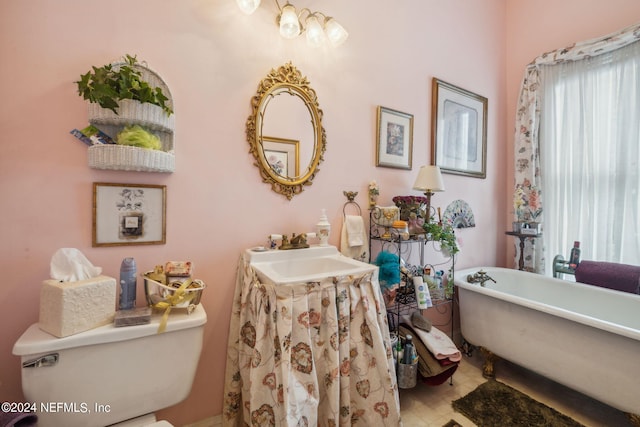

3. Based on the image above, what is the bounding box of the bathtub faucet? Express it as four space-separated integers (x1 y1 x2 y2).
467 270 496 287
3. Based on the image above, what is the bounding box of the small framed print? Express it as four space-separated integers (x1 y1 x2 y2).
262 136 300 177
376 106 414 170
92 182 166 247
432 78 488 178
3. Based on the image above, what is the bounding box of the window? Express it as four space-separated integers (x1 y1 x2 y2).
539 41 640 269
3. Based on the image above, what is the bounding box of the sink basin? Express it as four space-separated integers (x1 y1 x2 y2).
246 245 376 284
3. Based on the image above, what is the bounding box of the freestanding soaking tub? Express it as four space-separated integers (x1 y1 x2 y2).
455 267 640 422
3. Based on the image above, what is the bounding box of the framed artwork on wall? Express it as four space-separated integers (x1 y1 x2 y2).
262 136 300 177
376 106 413 170
431 78 488 178
93 182 166 247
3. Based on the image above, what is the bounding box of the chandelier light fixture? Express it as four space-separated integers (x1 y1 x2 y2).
235 0 349 47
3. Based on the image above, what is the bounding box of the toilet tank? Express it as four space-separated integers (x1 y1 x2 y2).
12 305 207 427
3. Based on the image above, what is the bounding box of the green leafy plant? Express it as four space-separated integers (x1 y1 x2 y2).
423 221 459 255
76 54 173 116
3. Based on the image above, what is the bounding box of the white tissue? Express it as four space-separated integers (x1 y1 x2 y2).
50 248 102 282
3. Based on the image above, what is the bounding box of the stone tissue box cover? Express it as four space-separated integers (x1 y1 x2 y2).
39 275 116 338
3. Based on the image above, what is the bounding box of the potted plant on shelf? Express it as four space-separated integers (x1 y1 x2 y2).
76 54 173 117
423 221 459 257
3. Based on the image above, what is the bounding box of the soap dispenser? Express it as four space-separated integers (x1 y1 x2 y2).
317 209 331 246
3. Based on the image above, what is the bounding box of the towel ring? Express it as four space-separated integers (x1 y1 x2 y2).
343 191 362 217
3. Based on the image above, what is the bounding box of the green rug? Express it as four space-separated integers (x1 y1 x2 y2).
452 380 585 427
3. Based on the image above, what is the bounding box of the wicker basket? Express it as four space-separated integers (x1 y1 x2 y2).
88 99 174 133
86 61 175 172
88 145 175 173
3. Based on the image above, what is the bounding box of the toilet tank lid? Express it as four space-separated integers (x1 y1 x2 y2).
12 304 207 356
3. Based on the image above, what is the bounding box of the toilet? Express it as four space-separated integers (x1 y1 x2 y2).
12 304 207 427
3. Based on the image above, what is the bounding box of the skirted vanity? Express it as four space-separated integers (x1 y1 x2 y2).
222 245 401 426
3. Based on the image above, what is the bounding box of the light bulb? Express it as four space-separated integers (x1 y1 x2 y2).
279 4 300 39
305 15 325 47
324 17 348 47
236 0 261 15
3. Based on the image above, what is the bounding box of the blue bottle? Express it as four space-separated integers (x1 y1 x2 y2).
119 257 137 310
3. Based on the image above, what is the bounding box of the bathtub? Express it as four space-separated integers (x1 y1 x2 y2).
455 267 640 417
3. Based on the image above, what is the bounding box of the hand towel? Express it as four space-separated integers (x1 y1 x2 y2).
345 215 365 247
340 215 369 262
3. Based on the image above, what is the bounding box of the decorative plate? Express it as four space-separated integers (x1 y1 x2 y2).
443 199 475 228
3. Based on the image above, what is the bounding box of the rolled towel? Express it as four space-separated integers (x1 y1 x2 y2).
575 260 640 294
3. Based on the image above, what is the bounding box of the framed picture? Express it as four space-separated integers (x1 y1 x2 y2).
376 106 413 170
431 78 488 178
93 182 166 247
262 136 300 177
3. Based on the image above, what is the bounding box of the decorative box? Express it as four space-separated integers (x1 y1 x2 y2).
377 206 400 226
513 221 541 233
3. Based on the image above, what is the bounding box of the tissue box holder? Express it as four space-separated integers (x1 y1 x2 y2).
39 275 116 338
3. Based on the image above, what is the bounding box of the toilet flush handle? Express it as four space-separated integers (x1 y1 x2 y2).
22 353 59 368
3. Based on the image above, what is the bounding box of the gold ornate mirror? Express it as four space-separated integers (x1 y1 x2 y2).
246 63 327 200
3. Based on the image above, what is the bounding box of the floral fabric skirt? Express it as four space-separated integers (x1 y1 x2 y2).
222 256 402 426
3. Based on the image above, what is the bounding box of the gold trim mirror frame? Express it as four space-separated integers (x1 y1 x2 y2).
246 62 327 200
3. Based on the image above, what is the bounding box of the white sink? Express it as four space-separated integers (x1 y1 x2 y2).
246 245 376 284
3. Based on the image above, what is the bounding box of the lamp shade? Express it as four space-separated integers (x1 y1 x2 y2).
279 4 300 39
236 0 261 15
413 165 445 192
324 17 348 47
305 15 325 47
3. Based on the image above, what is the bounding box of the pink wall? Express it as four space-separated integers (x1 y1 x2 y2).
0 0 635 424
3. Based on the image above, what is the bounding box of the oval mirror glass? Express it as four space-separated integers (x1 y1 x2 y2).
246 63 327 199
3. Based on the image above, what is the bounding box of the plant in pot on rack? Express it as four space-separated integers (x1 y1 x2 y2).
423 220 459 258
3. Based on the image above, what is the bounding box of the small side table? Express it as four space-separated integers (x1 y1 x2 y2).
505 231 542 271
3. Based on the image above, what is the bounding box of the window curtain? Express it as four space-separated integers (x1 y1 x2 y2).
513 22 640 273
540 41 640 270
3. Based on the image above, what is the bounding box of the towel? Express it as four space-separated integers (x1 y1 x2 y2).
399 324 458 384
401 313 461 362
345 215 365 246
575 260 640 294
340 215 369 262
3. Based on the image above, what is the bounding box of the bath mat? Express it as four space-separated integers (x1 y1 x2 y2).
452 380 585 427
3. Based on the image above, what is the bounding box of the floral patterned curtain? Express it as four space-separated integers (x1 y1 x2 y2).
513 22 640 273
223 256 401 427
